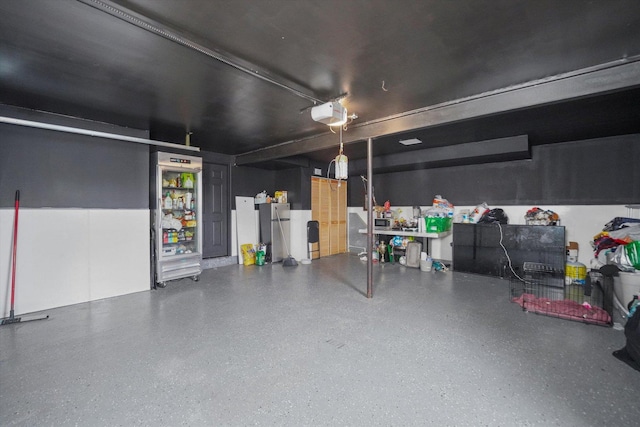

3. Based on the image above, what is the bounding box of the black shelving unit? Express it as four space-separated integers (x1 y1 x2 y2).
452 223 566 279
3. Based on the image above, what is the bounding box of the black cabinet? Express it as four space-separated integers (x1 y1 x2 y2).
453 223 565 281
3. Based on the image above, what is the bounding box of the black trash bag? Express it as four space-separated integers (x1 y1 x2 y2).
478 208 509 224
613 300 640 372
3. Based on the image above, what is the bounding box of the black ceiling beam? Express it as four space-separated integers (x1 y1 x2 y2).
349 135 529 175
275 156 310 167
235 59 640 165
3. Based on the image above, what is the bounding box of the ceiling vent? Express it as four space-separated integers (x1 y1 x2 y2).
399 138 422 146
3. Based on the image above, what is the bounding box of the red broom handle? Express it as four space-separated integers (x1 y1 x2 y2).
10 190 19 311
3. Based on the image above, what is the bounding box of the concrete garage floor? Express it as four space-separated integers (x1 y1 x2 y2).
1 253 639 426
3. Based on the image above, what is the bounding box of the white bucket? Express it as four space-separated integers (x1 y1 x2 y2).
614 271 640 307
420 258 433 272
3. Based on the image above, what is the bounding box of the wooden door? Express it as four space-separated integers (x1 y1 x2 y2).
311 177 347 257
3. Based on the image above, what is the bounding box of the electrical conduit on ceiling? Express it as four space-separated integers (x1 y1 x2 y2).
0 116 200 152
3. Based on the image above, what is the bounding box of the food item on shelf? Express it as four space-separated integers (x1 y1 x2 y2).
161 214 182 231
181 173 194 188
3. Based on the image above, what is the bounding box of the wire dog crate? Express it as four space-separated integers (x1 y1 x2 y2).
510 262 613 326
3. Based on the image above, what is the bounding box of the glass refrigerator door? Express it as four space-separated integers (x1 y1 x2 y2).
159 169 199 258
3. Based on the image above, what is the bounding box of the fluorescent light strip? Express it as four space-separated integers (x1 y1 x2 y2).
0 116 200 152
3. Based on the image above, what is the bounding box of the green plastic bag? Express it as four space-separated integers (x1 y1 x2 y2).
626 241 640 270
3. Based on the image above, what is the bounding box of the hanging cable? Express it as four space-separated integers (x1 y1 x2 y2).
497 222 529 284
326 159 338 191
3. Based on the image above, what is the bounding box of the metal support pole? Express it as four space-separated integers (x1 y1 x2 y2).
367 137 373 298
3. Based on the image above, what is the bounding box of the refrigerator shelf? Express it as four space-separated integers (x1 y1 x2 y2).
162 239 194 245
161 226 196 232
162 247 198 259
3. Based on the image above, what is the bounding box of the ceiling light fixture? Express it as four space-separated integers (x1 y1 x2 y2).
399 138 422 146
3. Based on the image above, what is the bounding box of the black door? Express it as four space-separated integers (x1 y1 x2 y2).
202 162 229 258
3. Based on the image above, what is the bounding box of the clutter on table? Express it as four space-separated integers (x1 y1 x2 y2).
590 214 640 320
591 216 640 271
525 207 560 225
255 191 268 204
470 202 489 223
482 208 508 224
255 190 288 204
456 202 506 224
422 195 454 233
606 211 640 371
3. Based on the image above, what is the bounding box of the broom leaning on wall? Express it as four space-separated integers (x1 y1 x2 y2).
1 190 49 325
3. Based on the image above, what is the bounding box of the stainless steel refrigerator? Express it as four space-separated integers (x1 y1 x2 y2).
151 152 203 288
259 203 290 263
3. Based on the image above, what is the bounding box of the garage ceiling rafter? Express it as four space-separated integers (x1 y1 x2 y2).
77 0 327 105
235 57 640 165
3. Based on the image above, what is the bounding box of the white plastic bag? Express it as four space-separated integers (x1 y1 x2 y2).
471 203 489 223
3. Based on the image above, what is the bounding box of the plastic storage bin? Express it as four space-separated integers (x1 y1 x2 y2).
425 217 452 233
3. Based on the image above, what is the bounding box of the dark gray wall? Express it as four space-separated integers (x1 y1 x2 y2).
7 121 634 212
231 166 275 209
275 168 305 210
348 135 639 207
231 165 315 210
0 123 149 208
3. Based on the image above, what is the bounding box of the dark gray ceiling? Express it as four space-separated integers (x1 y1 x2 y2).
1 0 640 168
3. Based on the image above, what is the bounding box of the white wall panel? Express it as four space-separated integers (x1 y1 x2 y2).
290 210 312 261
0 209 149 317
88 210 150 301
235 197 258 264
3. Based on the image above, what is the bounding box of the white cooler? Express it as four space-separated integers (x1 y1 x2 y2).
614 271 640 307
